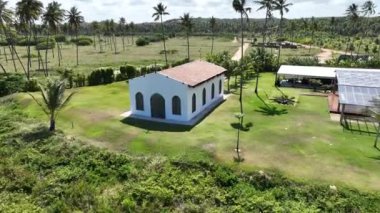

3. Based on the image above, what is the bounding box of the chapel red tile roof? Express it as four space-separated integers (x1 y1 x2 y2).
159 60 226 87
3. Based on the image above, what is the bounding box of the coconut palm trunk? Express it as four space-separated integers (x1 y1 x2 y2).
0 63 6 74
57 42 61 66
375 122 379 148
76 28 79 65
49 111 55 131
26 21 33 80
161 16 168 66
45 32 50 76
186 31 190 61
122 33 125 51
239 12 244 113
3 46 7 62
8 45 16 73
211 33 214 55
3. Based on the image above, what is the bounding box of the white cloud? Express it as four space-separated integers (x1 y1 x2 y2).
6 0 376 23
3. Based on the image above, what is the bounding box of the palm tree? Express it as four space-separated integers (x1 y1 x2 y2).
210 16 216 55
16 0 43 80
273 0 292 67
119 17 126 51
180 13 193 61
42 1 65 75
0 0 22 74
309 17 318 53
153 3 169 66
360 1 376 57
362 1 376 33
233 0 251 108
330 17 336 36
345 3 360 57
110 19 117 54
29 78 75 131
91 21 98 49
254 0 274 94
255 0 274 48
129 22 135 45
288 20 297 41
274 0 292 37
66 6 84 66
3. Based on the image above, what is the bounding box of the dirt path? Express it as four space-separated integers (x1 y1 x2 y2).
296 42 345 64
232 42 250 61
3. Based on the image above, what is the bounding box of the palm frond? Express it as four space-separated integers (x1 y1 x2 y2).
28 92 49 116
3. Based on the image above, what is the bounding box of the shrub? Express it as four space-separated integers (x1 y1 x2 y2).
147 34 167 42
249 48 277 72
135 37 150 46
57 68 74 88
285 57 319 66
36 40 56 50
140 64 163 75
309 79 322 92
214 167 238 187
87 68 114 86
24 78 39 92
71 37 93 46
0 74 26 96
171 58 190 67
76 39 92 46
0 74 39 97
21 53 38 58
17 38 37 46
74 74 86 87
159 49 178 55
122 198 136 211
120 65 138 79
55 35 66 43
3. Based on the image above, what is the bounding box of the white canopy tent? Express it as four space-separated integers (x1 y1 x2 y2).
277 65 337 79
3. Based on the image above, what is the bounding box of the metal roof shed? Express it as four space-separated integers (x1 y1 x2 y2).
336 69 380 127
337 70 380 107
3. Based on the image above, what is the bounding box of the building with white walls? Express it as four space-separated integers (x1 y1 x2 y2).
128 60 226 124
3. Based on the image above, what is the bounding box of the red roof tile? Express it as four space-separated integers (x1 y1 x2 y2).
159 60 226 87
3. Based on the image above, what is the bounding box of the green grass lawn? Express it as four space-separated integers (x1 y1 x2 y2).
1 36 239 75
17 73 380 191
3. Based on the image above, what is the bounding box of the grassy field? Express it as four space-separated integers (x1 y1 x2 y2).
17 73 380 191
1 36 239 75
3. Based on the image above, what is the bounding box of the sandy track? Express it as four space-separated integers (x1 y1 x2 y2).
296 42 346 64
232 43 250 61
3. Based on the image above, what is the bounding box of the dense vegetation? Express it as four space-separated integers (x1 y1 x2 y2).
1 100 380 212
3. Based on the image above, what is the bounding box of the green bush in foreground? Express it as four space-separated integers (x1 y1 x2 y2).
0 101 379 212
0 74 39 97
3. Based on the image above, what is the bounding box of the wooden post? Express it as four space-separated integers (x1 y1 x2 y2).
340 104 346 127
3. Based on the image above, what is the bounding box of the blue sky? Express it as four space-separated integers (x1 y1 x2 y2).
6 0 380 23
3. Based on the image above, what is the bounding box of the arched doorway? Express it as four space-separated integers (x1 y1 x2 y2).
150 93 166 119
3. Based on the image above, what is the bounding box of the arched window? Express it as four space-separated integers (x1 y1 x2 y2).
202 88 206 106
211 83 215 99
192 93 196 113
135 92 144 111
172 96 181 115
219 79 222 94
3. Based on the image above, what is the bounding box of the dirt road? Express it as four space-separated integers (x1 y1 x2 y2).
232 43 250 61
297 43 345 64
